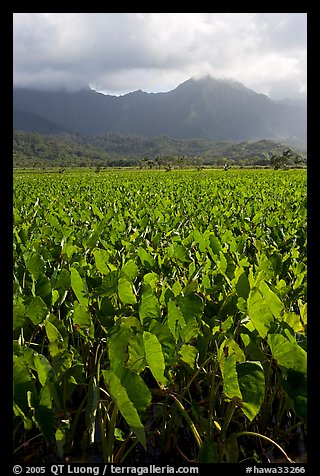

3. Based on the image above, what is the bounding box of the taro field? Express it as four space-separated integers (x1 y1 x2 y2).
13 168 307 464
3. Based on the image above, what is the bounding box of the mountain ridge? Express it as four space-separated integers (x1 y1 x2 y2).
15 129 305 169
13 76 307 145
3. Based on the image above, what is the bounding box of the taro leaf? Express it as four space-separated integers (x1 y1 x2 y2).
171 280 182 297
179 293 204 321
240 331 265 362
85 376 99 444
45 315 68 358
237 361 265 421
143 331 168 387
13 402 33 431
142 272 159 289
193 228 207 253
34 353 54 386
61 242 79 260
118 277 137 305
247 288 274 338
178 293 203 342
70 267 89 307
127 333 147 374
180 317 200 343
199 439 219 463
86 218 107 249
188 263 198 285
62 363 84 402
298 301 307 325
183 280 198 296
282 312 304 333
93 249 111 275
13 297 26 331
173 244 190 263
24 250 45 279
26 296 48 325
108 327 133 373
139 284 160 323
235 272 250 300
258 280 284 320
102 370 146 448
73 301 93 330
32 385 55 443
52 290 59 306
55 428 67 459
256 254 274 281
45 314 69 340
281 369 307 423
98 296 116 321
91 203 104 219
35 275 52 307
267 333 307 374
53 268 70 292
13 357 37 414
115 366 152 417
167 300 186 342
269 252 282 275
221 353 242 400
237 297 247 313
137 247 156 270
100 271 118 296
179 344 198 368
209 234 222 255
219 338 246 364
218 251 228 274
148 320 178 368
218 338 244 400
34 386 55 442
121 260 139 281
24 349 63 411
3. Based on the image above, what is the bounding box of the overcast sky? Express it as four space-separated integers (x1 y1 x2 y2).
13 13 307 101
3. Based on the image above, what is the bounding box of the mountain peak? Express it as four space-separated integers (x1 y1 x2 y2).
175 75 253 95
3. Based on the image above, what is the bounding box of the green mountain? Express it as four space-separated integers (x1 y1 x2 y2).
13 130 305 168
13 109 69 134
13 76 306 145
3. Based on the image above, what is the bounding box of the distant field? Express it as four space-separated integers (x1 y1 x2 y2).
13 168 307 464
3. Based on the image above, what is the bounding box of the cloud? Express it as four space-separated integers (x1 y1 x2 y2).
13 12 307 100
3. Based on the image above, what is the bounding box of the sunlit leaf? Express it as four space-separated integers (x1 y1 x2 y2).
143 331 168 387
247 288 274 338
237 361 265 421
118 277 137 305
102 370 146 448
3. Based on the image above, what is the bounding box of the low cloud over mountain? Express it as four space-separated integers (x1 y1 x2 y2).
13 76 306 145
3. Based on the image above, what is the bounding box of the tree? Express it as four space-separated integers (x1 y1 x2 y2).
270 148 294 169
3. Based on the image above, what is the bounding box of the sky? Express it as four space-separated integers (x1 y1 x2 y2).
13 13 307 101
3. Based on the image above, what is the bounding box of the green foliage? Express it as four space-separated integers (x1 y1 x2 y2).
13 168 307 464
13 130 307 168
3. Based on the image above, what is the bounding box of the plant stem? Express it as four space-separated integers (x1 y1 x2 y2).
220 398 238 443
218 398 239 462
99 402 108 463
180 353 215 399
235 431 294 463
118 436 140 463
281 421 303 436
170 393 202 449
107 403 118 463
13 433 42 454
208 361 220 435
69 390 88 448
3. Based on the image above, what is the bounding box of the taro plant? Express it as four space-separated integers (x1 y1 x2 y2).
13 168 307 463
